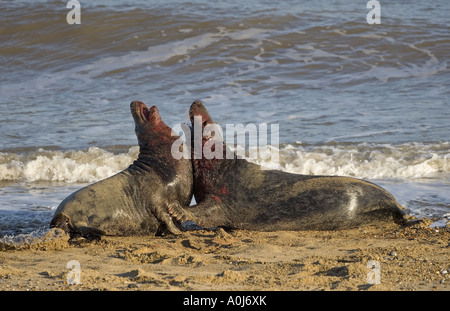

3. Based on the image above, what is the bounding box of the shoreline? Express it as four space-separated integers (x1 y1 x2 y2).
0 219 448 291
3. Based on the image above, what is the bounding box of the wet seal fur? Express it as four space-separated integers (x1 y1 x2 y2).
50 101 193 240
169 101 411 231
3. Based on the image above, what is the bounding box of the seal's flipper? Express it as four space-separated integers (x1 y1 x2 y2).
168 202 194 223
153 203 183 236
49 212 82 239
168 199 229 229
50 213 74 234
50 213 105 241
155 222 181 236
77 226 105 241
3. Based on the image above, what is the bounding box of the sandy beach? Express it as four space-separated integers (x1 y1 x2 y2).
0 218 448 292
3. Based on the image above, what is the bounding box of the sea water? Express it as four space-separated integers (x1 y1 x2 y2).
0 0 449 236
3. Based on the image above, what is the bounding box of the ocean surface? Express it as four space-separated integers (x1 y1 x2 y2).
1 0 449 237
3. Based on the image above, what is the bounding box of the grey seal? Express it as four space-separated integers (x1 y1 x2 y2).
169 101 409 231
50 101 193 239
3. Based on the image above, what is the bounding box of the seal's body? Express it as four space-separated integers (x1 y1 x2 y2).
51 101 193 239
169 101 408 230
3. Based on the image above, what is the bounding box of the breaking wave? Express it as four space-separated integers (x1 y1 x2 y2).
1 142 448 183
0 146 139 183
257 141 450 180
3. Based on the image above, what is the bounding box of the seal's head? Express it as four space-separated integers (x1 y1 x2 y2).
130 100 176 151
189 100 228 196
189 100 224 145
189 100 215 130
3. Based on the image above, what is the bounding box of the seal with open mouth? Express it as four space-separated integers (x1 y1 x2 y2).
50 101 193 239
169 101 409 231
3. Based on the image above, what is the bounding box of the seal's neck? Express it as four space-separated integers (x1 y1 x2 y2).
192 136 242 200
128 145 177 181
129 153 157 173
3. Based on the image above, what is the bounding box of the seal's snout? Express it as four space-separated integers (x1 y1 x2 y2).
130 100 151 123
130 100 143 113
189 100 214 127
189 100 204 118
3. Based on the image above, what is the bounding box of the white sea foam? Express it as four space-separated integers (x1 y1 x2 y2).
253 142 450 181
1 142 448 183
0 146 139 183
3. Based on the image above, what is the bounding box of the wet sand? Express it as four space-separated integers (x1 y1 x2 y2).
0 219 448 291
